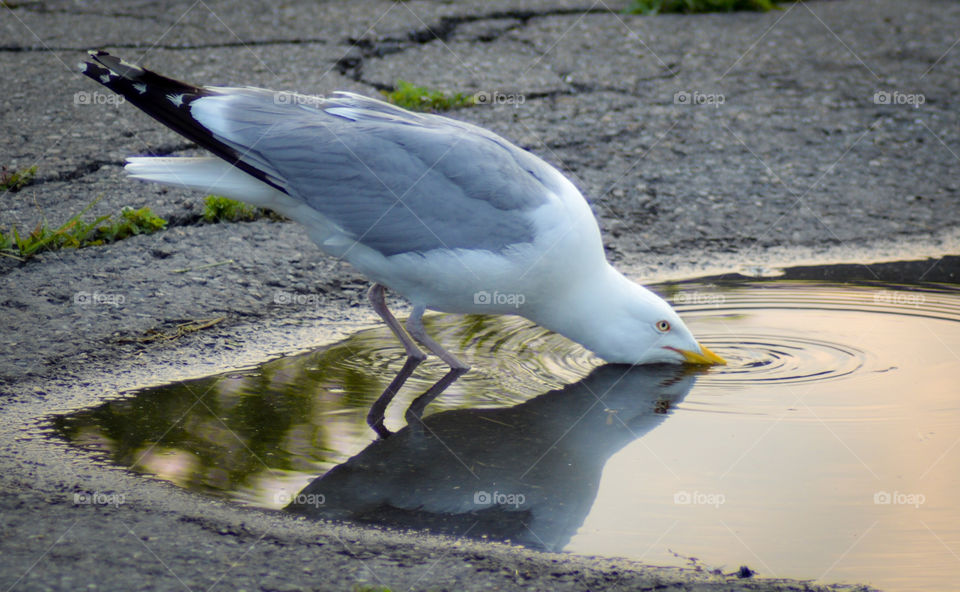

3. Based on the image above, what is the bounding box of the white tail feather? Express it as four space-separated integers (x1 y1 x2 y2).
124 157 286 209
124 156 347 247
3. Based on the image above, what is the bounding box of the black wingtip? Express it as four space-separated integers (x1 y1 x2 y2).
84 50 146 79
79 50 195 96
78 51 288 195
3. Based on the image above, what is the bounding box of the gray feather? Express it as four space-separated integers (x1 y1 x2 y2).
195 90 556 256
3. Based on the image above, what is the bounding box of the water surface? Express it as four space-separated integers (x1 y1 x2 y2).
51 258 960 591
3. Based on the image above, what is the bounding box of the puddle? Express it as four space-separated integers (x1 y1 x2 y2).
49 258 960 591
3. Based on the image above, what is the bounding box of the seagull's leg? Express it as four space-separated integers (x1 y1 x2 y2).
367 356 420 439
405 305 471 371
366 284 427 438
368 284 428 361
404 369 466 428
402 305 470 427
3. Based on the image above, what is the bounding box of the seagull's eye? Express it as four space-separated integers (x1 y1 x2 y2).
656 320 671 333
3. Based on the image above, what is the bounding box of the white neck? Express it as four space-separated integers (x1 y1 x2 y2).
525 262 662 363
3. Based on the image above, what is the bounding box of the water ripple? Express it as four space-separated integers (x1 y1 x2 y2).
695 334 868 386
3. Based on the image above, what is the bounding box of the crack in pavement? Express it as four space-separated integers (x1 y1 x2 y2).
335 6 604 83
0 6 602 54
28 142 195 187
3 1 210 27
3 4 669 99
0 38 332 52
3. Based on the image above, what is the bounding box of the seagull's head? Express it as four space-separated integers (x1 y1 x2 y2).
615 288 726 366
543 268 727 367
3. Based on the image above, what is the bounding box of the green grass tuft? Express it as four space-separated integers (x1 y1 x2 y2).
0 199 167 260
1 165 37 193
625 0 780 14
382 80 475 112
202 195 259 223
94 206 168 243
202 195 285 223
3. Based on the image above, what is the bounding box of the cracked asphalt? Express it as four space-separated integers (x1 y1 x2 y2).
1 0 958 590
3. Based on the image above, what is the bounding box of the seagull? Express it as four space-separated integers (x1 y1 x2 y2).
288 364 697 550
80 51 724 436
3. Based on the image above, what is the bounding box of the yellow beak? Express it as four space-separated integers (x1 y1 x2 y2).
677 343 726 366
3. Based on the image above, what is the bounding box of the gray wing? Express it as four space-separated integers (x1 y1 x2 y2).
191 90 563 256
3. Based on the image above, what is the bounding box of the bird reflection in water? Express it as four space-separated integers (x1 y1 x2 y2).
287 364 699 552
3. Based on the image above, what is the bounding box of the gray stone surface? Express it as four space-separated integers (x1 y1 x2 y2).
2 0 959 589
